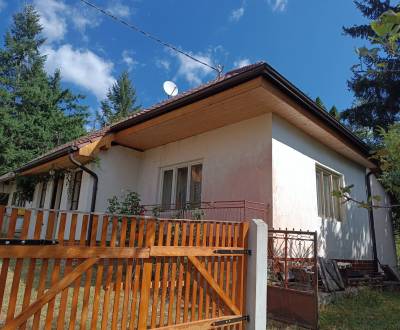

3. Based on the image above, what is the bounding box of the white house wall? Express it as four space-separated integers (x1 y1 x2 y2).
370 174 398 268
137 113 273 220
271 114 373 260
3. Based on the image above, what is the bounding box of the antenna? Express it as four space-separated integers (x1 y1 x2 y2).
163 81 179 98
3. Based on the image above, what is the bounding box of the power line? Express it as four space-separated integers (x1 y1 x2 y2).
79 0 223 77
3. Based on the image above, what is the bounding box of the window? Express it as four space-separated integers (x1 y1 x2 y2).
160 163 203 209
69 171 82 211
50 177 64 210
38 181 47 208
316 166 343 221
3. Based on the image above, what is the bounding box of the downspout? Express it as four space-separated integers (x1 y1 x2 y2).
69 147 98 246
366 171 378 272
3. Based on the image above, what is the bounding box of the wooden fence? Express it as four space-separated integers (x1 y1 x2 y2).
0 207 249 329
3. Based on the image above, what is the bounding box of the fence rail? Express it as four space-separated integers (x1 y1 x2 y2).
0 207 249 329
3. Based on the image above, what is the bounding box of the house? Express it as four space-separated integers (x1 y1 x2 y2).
0 62 397 270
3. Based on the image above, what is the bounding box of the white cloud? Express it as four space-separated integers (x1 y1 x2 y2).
155 59 171 71
174 52 214 86
230 7 245 22
233 58 251 68
122 50 139 71
107 1 132 18
34 0 67 42
43 45 115 100
268 0 288 12
34 0 102 42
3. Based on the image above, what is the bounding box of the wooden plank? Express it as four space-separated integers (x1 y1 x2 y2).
79 216 99 329
237 222 249 320
225 224 232 300
128 218 145 330
121 218 138 329
167 222 180 325
188 256 240 316
150 246 248 257
0 208 18 314
56 213 78 329
205 222 214 319
175 221 187 324
198 222 208 320
159 222 172 327
68 214 89 330
218 223 227 316
3 258 98 330
183 222 194 323
111 217 127 329
90 215 109 329
155 316 241 330
32 211 56 330
231 223 239 315
6 210 31 321
212 223 220 318
190 223 201 321
137 219 156 329
44 212 67 330
20 211 44 330
100 216 118 330
0 245 150 258
150 221 165 328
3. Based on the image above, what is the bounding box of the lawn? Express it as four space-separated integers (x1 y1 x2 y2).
268 288 400 330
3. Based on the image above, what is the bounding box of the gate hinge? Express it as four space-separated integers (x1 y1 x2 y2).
212 315 249 326
213 249 251 255
0 239 59 245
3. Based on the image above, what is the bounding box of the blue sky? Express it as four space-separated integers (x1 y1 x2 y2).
0 0 367 125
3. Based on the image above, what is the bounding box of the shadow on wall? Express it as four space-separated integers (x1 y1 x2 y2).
318 206 372 260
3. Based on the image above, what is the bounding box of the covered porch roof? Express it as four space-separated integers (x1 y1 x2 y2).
5 62 375 178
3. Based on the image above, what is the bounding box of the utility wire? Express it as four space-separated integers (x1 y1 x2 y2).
79 0 223 77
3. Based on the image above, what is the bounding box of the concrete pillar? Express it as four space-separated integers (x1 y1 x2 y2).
246 219 268 330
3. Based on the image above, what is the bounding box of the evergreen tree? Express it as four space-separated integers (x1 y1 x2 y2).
342 0 400 139
329 106 341 121
97 71 140 126
0 6 88 175
315 96 327 110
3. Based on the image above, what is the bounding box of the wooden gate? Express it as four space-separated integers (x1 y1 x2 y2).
0 207 249 329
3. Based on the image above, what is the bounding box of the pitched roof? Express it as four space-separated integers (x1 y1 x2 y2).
7 61 371 177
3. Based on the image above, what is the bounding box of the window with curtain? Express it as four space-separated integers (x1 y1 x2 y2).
316 166 343 221
160 163 203 209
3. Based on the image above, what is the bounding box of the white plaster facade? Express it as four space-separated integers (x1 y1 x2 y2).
3 112 397 267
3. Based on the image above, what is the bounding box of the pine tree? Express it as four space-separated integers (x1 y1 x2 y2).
315 97 327 110
97 71 140 126
0 5 89 174
342 0 400 139
329 106 341 121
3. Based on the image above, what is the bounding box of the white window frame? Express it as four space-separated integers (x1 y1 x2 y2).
315 163 345 222
158 160 203 209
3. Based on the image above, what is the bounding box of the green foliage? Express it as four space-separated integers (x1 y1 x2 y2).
373 124 400 200
315 96 326 110
0 5 89 175
107 191 144 216
342 1 400 141
97 71 140 127
329 106 341 121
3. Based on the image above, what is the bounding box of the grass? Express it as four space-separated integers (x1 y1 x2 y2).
268 288 400 330
319 289 400 330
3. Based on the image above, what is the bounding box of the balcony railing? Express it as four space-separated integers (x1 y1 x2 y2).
142 200 267 222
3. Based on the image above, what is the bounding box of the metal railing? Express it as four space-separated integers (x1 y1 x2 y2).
142 200 267 222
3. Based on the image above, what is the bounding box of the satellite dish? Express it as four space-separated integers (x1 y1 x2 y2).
163 81 178 97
